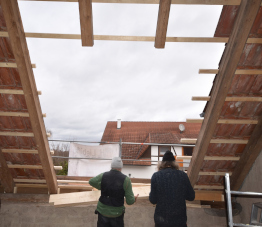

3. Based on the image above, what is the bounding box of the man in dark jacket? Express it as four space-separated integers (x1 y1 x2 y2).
89 157 138 227
149 151 195 227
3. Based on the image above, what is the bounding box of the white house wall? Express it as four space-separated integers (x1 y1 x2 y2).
122 165 157 179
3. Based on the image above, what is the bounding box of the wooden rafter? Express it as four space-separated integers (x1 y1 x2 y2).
187 0 261 186
78 0 94 46
230 117 262 190
1 0 58 194
0 149 14 193
155 0 171 48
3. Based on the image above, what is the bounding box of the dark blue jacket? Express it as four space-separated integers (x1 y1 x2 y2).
149 168 195 227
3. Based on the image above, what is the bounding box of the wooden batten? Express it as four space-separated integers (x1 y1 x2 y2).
8 164 43 169
192 96 262 102
0 112 30 117
14 179 47 183
0 131 34 137
198 172 231 176
199 69 262 74
180 138 249 144
2 149 38 154
186 118 258 124
194 185 224 190
155 0 171 48
187 0 261 186
15 184 48 188
204 156 240 161
0 62 36 68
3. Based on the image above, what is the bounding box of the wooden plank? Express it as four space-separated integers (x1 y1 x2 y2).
1 32 261 43
2 149 38 154
155 0 171 48
15 184 47 188
187 118 258 124
79 0 94 46
8 164 43 169
199 69 262 74
0 89 24 95
176 155 192 160
14 179 46 183
58 185 93 190
204 156 240 161
0 131 34 137
181 138 248 144
192 96 262 102
54 166 63 170
57 180 89 184
187 0 261 186
0 149 14 193
230 117 262 190
1 0 58 194
199 171 231 176
195 190 224 201
194 185 224 190
16 0 256 6
0 62 36 68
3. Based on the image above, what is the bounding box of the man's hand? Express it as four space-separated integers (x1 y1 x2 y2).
135 194 139 202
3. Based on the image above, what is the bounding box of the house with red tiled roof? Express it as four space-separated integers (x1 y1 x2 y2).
101 121 201 178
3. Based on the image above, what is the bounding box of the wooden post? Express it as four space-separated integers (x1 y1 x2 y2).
0 149 14 193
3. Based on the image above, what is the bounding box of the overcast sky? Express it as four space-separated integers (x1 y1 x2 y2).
18 1 225 142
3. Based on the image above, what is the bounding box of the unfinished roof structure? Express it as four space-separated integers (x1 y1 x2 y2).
0 0 261 205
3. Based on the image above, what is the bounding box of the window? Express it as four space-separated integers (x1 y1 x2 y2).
159 146 171 156
183 147 193 156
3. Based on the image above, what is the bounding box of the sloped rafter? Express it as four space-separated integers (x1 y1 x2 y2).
1 0 58 194
187 0 261 186
155 0 171 48
78 0 94 46
230 117 262 190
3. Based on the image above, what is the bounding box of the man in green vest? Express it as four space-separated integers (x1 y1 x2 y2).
89 157 139 227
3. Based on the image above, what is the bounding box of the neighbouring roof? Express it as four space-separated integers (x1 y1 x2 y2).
101 121 201 165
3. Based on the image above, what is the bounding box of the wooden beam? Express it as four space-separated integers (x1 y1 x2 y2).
16 0 261 6
54 166 63 170
186 118 259 124
14 179 46 183
15 184 48 188
8 164 43 169
57 180 89 184
230 117 262 190
78 0 94 46
199 69 262 74
1 32 262 43
187 0 261 187
155 0 171 48
199 171 231 176
0 62 36 68
194 185 224 190
181 138 249 144
0 131 34 137
204 156 240 161
58 185 92 190
0 149 14 193
192 96 262 102
0 89 42 95
2 149 38 154
1 0 58 194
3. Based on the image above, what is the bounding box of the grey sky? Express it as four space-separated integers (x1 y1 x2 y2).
18 2 224 142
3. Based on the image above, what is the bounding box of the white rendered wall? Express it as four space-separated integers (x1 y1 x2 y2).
122 165 157 179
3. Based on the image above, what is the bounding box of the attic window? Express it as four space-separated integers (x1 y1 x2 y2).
183 147 193 156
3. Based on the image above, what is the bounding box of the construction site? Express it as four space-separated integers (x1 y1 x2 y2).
0 0 262 226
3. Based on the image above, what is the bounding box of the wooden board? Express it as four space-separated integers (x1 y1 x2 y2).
0 112 30 117
195 190 224 201
0 62 36 68
2 149 38 154
0 131 34 137
79 0 94 46
14 179 46 183
181 138 249 144
199 69 262 74
199 171 231 176
155 0 171 48
8 164 43 169
192 96 262 102
1 0 58 194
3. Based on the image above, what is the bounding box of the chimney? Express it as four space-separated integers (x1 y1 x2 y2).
117 119 121 129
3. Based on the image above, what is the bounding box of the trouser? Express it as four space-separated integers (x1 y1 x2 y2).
155 224 187 227
97 212 124 227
